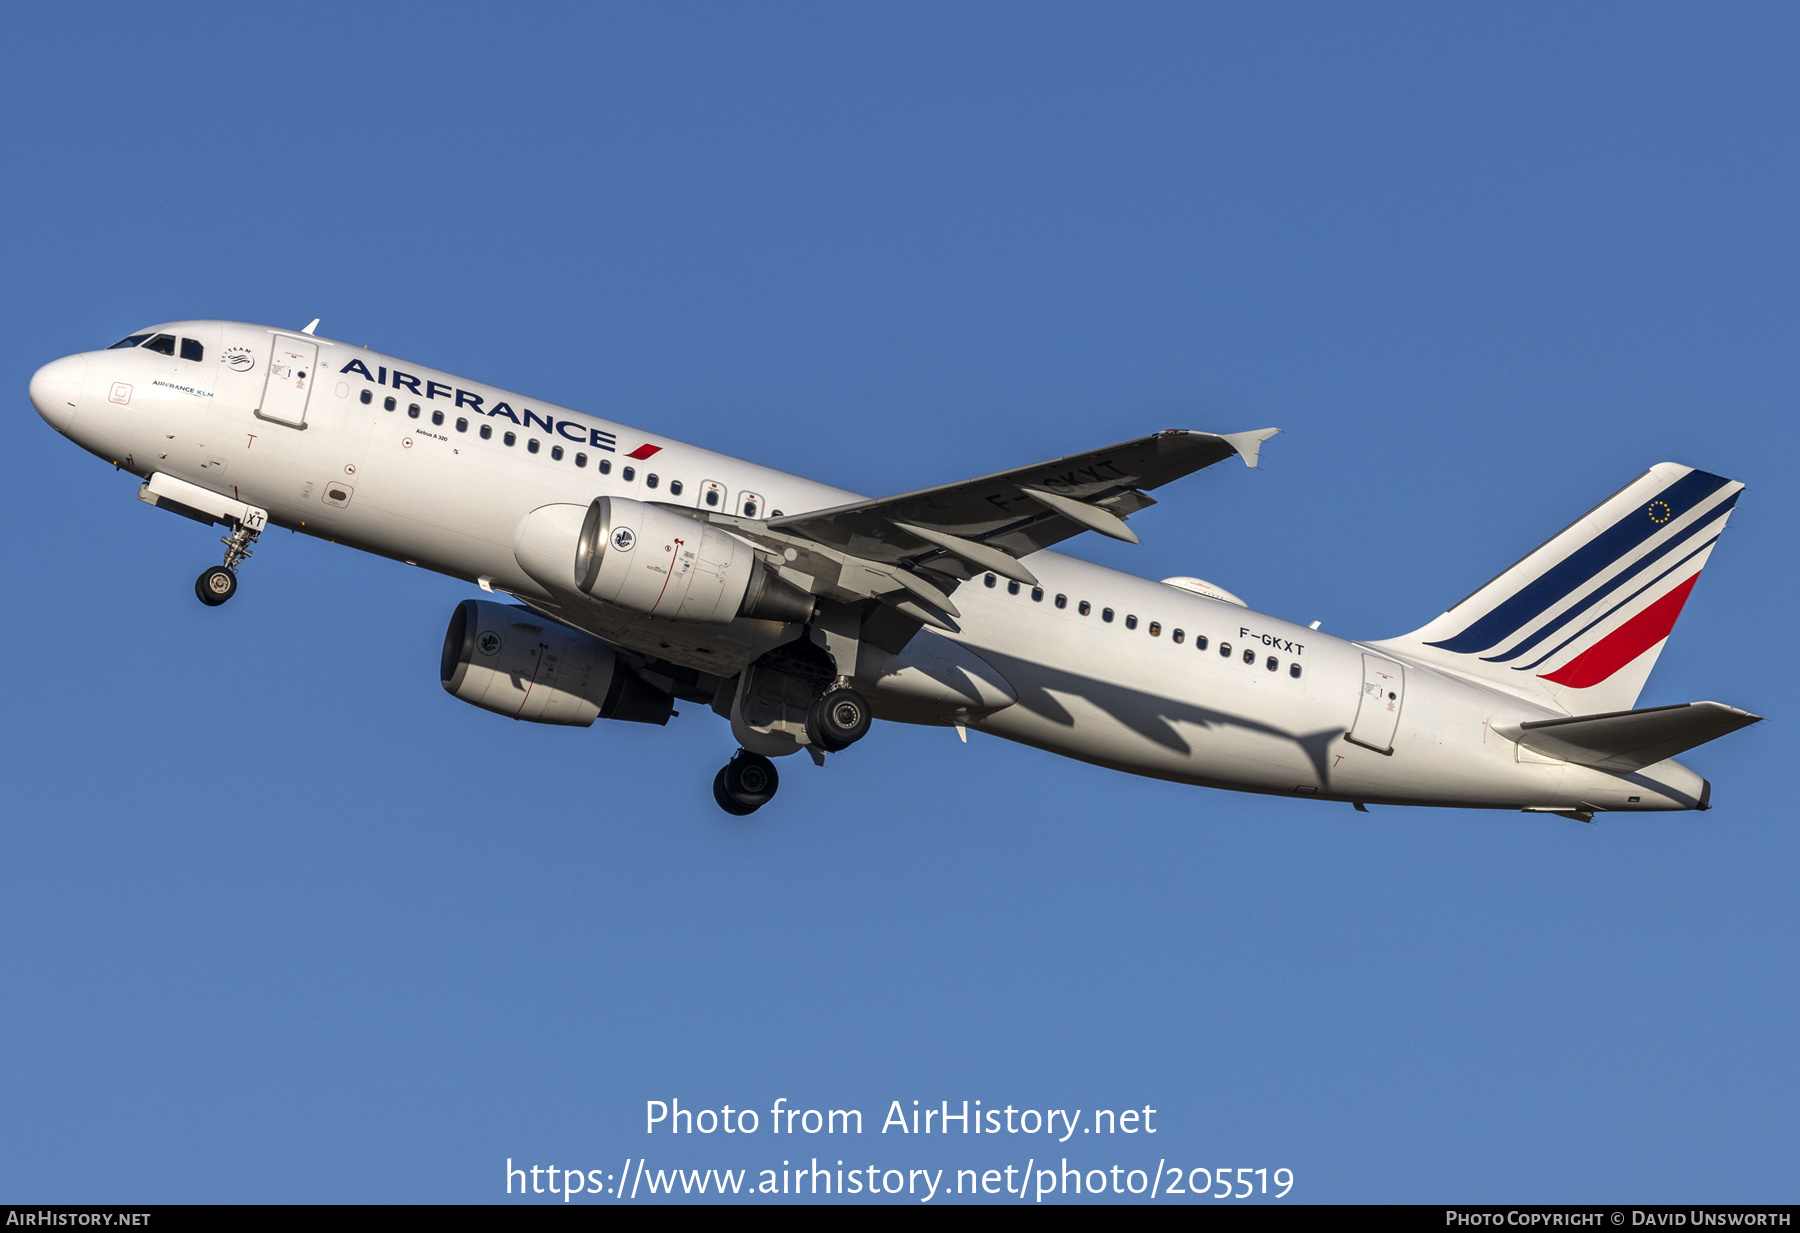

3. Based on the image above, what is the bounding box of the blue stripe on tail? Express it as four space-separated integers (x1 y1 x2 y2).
1427 469 1731 655
1477 492 1738 663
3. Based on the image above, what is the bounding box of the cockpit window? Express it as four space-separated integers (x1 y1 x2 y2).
143 334 176 356
180 338 204 362
107 334 151 349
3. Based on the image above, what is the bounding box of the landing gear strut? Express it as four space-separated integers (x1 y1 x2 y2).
713 750 779 815
195 519 260 607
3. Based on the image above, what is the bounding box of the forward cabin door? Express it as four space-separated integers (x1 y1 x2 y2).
1347 654 1405 753
256 335 318 428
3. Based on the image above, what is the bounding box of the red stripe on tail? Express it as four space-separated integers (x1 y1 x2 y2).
1539 574 1698 689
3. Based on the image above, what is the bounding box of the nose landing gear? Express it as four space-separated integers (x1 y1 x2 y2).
196 566 237 605
194 519 261 607
713 750 780 815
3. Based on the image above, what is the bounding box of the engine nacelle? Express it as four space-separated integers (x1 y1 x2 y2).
439 599 672 726
573 497 812 625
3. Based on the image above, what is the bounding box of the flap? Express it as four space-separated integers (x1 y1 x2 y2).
1495 701 1760 772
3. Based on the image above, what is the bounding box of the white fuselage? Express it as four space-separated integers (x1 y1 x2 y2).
31 320 1709 815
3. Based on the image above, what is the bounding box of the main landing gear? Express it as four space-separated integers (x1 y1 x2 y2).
195 520 261 607
806 686 871 753
714 750 780 816
712 685 872 815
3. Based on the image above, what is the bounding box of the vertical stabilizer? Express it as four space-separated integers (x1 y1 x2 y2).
1375 463 1743 714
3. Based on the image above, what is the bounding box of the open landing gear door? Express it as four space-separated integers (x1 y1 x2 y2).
1348 653 1405 754
256 335 317 428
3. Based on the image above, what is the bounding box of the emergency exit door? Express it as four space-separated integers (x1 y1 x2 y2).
1347 654 1405 754
257 335 318 428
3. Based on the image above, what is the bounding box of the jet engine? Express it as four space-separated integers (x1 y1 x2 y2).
440 599 673 726
572 496 813 624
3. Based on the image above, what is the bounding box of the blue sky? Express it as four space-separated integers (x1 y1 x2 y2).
1 1 1794 1203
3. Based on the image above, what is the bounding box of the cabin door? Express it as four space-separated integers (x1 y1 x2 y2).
1347 654 1405 754
256 335 318 428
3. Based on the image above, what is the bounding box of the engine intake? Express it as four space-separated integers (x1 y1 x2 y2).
440 599 672 726
573 496 813 625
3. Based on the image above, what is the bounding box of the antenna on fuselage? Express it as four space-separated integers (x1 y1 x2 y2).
301 319 320 335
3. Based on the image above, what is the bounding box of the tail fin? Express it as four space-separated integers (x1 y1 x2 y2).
1376 463 1743 714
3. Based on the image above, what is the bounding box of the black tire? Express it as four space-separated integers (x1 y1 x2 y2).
806 688 871 752
196 566 237 606
722 751 779 807
713 768 759 815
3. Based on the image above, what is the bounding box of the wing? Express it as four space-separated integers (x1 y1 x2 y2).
772 427 1277 562
692 427 1278 634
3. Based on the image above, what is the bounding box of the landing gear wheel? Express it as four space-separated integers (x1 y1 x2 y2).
720 751 779 810
806 687 871 752
712 768 759 816
196 565 237 606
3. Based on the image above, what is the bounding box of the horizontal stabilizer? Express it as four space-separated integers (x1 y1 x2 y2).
1494 701 1760 772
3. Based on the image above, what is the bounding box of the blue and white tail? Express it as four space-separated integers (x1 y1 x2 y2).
1376 463 1743 714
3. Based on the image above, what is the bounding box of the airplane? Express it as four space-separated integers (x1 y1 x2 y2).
28 318 1760 819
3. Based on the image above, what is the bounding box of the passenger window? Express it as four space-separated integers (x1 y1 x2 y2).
1242 648 1255 665
1079 601 1091 616
576 453 587 467
1149 622 1161 637
670 480 683 496
599 459 611 474
1196 635 1209 652
623 466 635 482
107 334 151 349
384 396 396 411
1266 656 1278 671
359 389 372 404
646 473 658 489
431 410 444 426
456 417 468 433
771 510 783 517
1125 614 1138 630
551 445 564 461
1219 641 1231 657
704 488 718 505
144 334 176 355
1031 587 1044 602
1102 608 1114 623
180 338 204 362
503 431 516 446
1289 663 1302 679
743 500 757 517
528 439 540 454
1172 628 1184 644
985 574 996 588
1008 581 1021 596
408 404 420 418
1054 594 1067 609
479 424 492 440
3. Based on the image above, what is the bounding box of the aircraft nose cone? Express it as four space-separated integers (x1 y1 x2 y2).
29 354 87 433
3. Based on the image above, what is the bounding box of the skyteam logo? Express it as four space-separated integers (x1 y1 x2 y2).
611 527 636 553
1425 465 1742 690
